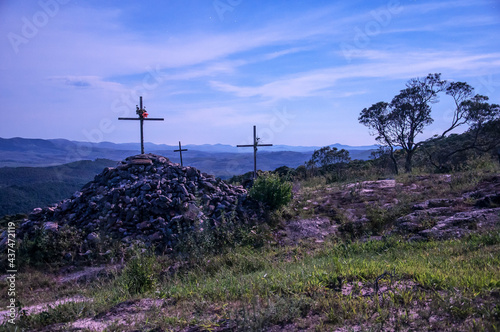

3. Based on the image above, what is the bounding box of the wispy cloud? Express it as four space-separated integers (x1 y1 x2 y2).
1 1 499 146
48 76 124 91
210 51 500 100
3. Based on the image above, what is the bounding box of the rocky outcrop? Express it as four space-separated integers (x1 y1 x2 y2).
394 190 500 240
15 154 262 250
291 175 499 242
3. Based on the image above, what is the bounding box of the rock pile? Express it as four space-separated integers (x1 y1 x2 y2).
16 154 261 250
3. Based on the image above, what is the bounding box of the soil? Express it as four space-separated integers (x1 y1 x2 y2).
4 174 500 331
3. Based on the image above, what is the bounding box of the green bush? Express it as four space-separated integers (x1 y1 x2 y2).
249 173 292 211
175 214 272 258
119 249 158 295
17 224 84 268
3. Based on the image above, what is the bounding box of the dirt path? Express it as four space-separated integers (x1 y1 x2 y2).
0 296 91 325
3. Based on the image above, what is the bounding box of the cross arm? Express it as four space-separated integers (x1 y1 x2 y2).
237 144 273 147
118 117 164 121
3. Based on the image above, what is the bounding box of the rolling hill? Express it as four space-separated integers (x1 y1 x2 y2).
0 137 376 167
0 137 377 216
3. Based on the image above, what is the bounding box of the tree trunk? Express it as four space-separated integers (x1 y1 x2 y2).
389 151 399 175
404 150 413 173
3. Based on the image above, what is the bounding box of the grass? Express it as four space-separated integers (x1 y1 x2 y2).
2 169 499 331
3 232 499 331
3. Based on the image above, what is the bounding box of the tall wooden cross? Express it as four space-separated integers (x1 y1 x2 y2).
174 141 188 167
237 125 273 179
118 96 164 154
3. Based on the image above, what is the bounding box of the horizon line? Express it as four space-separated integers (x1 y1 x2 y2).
0 136 380 149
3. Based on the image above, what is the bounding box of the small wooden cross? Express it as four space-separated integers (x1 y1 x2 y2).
237 125 273 179
118 96 164 154
174 141 188 167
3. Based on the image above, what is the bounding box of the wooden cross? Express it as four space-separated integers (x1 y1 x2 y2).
174 141 188 167
118 96 164 154
237 125 273 179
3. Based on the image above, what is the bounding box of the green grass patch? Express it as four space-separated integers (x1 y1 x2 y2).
4 232 499 331
155 233 500 302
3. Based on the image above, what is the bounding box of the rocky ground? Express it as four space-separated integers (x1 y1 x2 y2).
1 160 499 331
284 174 500 243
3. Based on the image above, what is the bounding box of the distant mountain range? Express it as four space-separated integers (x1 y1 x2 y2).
0 137 378 176
0 137 378 216
77 141 379 153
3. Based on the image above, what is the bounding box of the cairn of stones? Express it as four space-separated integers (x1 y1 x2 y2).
16 154 262 252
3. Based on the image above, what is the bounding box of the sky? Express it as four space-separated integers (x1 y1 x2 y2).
0 0 499 148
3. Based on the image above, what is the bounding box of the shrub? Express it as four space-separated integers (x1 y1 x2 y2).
17 224 84 268
175 213 272 258
14 222 124 269
119 249 158 295
249 173 292 211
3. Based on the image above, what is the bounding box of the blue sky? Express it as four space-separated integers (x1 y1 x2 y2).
1 0 499 147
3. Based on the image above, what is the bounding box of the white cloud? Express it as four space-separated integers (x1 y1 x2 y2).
210 51 500 100
1 1 499 146
47 76 124 91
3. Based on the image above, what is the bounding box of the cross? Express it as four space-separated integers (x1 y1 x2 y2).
118 96 164 154
237 125 273 179
174 141 188 167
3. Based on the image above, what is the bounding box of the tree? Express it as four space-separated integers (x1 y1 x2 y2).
359 73 452 173
308 146 351 170
307 146 351 179
360 73 500 173
424 94 500 171
370 146 398 173
388 73 447 172
359 101 399 174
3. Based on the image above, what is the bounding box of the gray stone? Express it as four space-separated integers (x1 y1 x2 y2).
61 200 72 212
408 235 426 242
398 222 420 233
87 232 100 242
43 222 59 232
149 232 163 241
171 215 183 223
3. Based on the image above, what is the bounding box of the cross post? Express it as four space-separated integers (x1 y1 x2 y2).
174 141 188 167
237 125 273 179
118 96 164 154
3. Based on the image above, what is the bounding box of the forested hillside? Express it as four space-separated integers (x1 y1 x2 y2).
0 159 116 216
